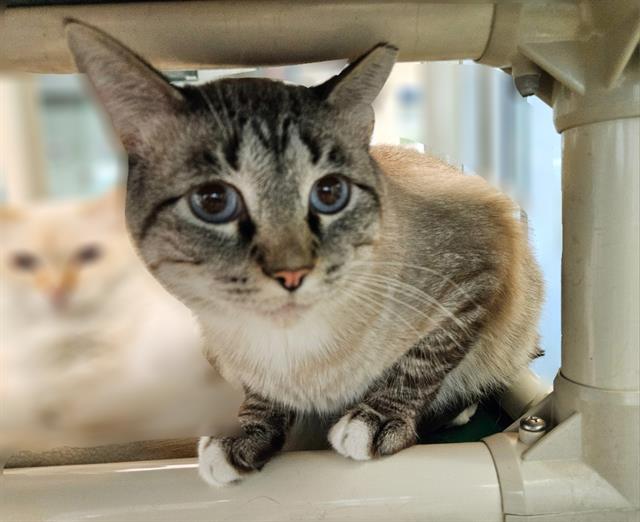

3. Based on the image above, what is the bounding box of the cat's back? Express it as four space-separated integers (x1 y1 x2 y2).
371 145 504 204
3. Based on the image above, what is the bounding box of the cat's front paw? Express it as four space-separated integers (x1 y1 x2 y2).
328 408 416 461
198 437 242 487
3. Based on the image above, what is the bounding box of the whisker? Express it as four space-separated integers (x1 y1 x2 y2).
148 258 203 271
336 284 423 339
353 272 472 336
351 260 480 306
347 278 466 352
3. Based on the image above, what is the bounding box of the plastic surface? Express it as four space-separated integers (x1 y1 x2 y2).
1 445 502 522
0 1 493 72
561 117 640 391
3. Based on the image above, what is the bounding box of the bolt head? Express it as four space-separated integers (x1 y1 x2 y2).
520 415 547 432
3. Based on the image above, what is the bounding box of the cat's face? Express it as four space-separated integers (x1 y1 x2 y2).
0 192 133 319
65 21 397 325
125 81 386 323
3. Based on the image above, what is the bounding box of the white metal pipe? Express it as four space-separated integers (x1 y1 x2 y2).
498 368 551 420
0 444 502 522
0 2 494 73
560 117 640 391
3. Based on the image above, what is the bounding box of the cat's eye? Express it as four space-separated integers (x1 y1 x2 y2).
12 252 39 271
310 175 351 215
75 244 102 264
12 252 38 271
189 182 243 224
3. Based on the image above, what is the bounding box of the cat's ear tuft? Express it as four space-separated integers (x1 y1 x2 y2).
64 20 184 152
316 43 398 108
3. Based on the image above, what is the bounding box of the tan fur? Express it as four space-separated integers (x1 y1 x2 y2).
373 146 543 408
194 146 542 414
0 192 241 453
61 22 544 477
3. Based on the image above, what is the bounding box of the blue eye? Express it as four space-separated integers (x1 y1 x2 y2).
310 175 351 214
189 182 243 224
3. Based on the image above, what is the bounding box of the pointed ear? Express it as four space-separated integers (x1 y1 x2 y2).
64 19 185 153
0 207 23 223
316 43 398 108
82 187 126 215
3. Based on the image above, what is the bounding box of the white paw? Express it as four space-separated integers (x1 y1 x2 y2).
328 415 373 461
198 437 242 487
447 403 479 427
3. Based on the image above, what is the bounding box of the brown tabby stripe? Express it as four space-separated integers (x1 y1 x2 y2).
220 392 295 473
138 196 181 241
348 295 490 457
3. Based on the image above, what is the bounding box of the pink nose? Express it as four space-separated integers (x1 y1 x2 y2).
49 287 69 309
272 268 312 291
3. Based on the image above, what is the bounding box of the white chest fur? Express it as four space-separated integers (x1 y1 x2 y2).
200 304 407 413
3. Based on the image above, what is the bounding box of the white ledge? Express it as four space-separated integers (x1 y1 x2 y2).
1 443 502 522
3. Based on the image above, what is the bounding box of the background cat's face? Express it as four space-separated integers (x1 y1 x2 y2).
0 192 133 319
65 21 397 326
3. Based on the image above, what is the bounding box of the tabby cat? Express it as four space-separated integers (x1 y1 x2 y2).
65 20 543 486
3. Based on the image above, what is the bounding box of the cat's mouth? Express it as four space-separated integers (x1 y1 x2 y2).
250 300 314 324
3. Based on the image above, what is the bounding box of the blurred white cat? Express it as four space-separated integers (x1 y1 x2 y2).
0 190 241 452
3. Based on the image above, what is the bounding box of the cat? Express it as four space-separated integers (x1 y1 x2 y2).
0 190 241 453
64 20 544 486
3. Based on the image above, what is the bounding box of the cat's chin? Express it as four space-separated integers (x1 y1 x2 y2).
252 301 314 327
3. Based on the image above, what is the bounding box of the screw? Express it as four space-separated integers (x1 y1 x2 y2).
519 415 547 444
520 415 546 432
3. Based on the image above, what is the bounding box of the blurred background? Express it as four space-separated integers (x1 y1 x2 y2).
0 60 561 449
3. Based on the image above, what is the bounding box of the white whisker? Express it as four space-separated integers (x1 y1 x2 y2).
353 272 472 336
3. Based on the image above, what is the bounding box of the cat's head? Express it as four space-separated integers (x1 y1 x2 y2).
0 190 134 319
65 21 397 325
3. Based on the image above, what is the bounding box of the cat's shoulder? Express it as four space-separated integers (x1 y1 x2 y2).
371 145 462 181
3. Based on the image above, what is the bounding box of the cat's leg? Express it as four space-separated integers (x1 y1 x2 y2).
329 308 486 460
198 392 294 486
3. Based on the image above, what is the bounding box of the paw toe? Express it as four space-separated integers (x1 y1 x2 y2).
329 415 373 461
198 437 242 487
447 403 479 428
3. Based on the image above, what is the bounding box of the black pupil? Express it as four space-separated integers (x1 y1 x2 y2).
198 184 228 214
317 176 342 205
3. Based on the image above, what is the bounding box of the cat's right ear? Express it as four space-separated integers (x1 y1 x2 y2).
64 19 185 153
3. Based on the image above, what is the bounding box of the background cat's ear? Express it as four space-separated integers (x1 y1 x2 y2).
64 19 185 152
81 187 127 229
0 207 22 224
317 43 398 108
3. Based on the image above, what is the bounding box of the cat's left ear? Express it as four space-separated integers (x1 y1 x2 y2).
316 43 398 108
64 19 185 153
0 207 23 223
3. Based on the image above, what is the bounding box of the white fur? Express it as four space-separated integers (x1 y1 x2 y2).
0 199 242 450
198 437 242 487
447 403 478 427
328 414 373 461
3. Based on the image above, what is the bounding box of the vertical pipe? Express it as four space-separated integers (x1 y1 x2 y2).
555 102 639 506
561 117 640 391
0 76 47 203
